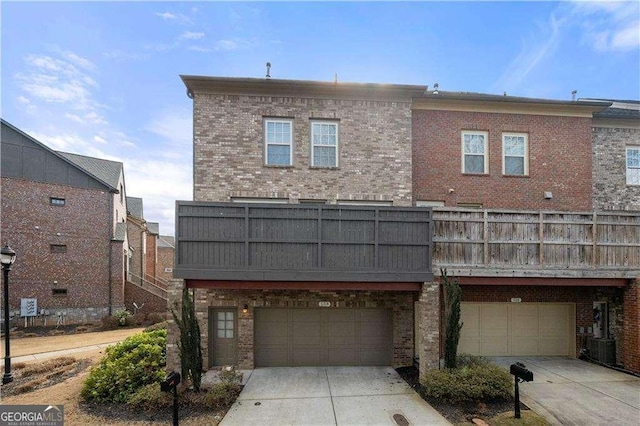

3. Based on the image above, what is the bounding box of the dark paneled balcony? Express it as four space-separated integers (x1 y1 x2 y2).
175 202 433 282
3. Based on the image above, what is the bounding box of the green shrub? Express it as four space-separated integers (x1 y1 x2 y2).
126 383 172 410
144 321 168 333
421 363 512 403
201 382 243 410
457 353 491 368
147 312 166 324
114 309 132 326
81 329 166 403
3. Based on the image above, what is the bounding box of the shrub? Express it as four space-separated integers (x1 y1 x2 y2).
421 363 512 404
132 312 146 326
113 309 133 326
81 329 166 403
144 321 168 333
442 268 463 369
201 382 243 410
127 383 172 410
172 288 203 391
147 312 166 324
457 353 491 368
101 315 119 330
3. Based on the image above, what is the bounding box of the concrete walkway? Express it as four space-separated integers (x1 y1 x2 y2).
0 342 120 365
219 366 451 426
492 357 640 426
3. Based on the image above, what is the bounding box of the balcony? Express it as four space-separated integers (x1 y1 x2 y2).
432 209 640 278
175 202 433 282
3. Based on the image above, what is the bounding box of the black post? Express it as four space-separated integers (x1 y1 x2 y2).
172 383 179 426
2 266 13 385
514 376 521 419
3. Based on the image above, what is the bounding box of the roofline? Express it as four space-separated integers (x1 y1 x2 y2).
1 118 118 191
417 91 612 108
180 75 426 101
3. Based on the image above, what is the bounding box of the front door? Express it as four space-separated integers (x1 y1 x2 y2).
210 308 237 366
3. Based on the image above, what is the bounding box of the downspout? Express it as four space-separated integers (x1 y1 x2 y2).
108 191 113 316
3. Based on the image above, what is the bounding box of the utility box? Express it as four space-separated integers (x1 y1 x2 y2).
589 338 616 364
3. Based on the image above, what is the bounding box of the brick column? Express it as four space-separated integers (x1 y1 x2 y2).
419 281 440 381
623 279 640 373
165 279 183 374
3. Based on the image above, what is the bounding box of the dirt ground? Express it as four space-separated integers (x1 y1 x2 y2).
0 328 223 425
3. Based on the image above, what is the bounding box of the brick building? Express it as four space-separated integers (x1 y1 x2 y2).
0 119 127 324
169 76 640 376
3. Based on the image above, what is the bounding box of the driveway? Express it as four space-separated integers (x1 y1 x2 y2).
219 366 450 426
492 357 640 426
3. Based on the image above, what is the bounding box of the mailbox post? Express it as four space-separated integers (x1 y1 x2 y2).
509 362 533 419
161 371 181 426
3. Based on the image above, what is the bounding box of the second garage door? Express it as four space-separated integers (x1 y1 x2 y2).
459 303 576 356
254 308 392 367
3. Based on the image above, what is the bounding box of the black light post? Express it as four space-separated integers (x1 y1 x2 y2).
1 243 17 385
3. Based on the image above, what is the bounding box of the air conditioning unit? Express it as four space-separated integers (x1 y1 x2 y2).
588 338 616 364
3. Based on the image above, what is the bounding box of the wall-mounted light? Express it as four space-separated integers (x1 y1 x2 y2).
242 304 249 314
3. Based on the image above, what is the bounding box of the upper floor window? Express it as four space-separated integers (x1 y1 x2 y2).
503 133 528 176
627 147 640 185
264 119 292 166
50 197 65 206
50 244 67 253
311 121 338 167
462 131 488 174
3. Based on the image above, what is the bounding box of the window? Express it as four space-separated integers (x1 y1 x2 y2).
50 197 65 206
627 147 640 185
264 119 292 166
52 289 68 296
217 311 235 339
50 244 67 253
457 203 483 209
503 133 528 175
462 131 488 174
311 121 338 167
416 200 445 207
230 197 288 204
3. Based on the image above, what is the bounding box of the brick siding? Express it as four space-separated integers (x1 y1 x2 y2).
156 246 174 284
412 110 593 210
124 281 167 317
193 93 413 205
592 126 640 211
623 280 640 372
1 177 121 324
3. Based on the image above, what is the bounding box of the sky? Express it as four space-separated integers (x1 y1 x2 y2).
2 1 639 236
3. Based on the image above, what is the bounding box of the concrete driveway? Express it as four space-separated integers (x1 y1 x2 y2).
492 357 640 426
219 366 450 426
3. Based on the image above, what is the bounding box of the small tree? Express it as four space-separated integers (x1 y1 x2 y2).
172 288 203 391
442 268 463 369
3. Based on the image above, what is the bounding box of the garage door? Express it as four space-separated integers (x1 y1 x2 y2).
459 303 575 356
254 308 392 367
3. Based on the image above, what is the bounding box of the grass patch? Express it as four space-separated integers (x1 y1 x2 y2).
21 357 76 377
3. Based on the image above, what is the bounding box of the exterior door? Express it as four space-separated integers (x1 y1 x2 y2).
210 308 237 366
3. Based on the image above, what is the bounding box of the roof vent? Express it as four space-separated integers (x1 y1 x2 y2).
433 83 439 95
266 62 271 79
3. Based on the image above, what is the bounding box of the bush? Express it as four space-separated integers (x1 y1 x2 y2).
80 329 167 403
101 315 120 330
126 383 172 410
457 353 491 368
201 382 243 410
114 309 133 326
132 312 146 326
421 363 512 404
147 312 166 324
144 321 168 333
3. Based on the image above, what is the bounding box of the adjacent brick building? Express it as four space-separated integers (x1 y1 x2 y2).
1 119 127 324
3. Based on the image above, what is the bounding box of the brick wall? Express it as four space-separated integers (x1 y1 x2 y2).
0 177 117 324
190 287 417 369
126 219 146 283
124 281 167 316
156 246 174 285
145 233 157 281
192 93 413 205
592 126 640 211
418 281 440 380
412 110 593 210
623 279 640 373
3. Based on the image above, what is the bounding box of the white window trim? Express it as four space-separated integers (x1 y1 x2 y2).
310 120 339 168
502 132 529 176
461 131 489 174
416 200 445 207
627 146 640 185
264 118 293 166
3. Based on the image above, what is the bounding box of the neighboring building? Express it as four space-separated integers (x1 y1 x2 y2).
0 119 127 323
588 99 640 211
171 75 640 376
146 221 159 283
156 235 175 284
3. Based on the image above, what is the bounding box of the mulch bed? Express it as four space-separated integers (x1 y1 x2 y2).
396 366 527 424
1 357 94 397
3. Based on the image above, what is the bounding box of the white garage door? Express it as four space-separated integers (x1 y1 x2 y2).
459 303 576 356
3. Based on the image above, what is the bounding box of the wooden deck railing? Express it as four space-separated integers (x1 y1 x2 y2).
432 209 640 278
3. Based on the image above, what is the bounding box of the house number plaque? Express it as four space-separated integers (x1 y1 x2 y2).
318 301 331 307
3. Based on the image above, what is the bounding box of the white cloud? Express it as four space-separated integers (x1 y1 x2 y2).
570 1 640 52
179 31 205 40
187 46 212 53
17 96 30 104
93 135 107 144
154 11 192 25
214 38 256 51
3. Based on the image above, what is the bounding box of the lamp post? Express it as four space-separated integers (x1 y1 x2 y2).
1 243 16 385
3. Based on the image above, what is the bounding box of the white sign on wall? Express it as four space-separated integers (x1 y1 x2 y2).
21 298 38 317
318 301 331 307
